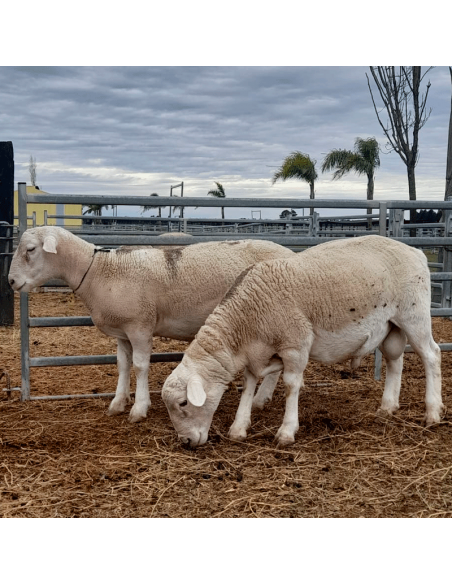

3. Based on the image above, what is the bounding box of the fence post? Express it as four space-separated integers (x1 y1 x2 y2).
374 348 383 381
375 201 388 379
388 208 404 237
379 202 387 237
0 142 14 326
18 182 28 238
17 182 31 399
441 197 452 310
20 292 30 400
309 212 319 237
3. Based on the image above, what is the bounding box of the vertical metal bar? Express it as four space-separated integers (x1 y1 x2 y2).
18 183 31 400
374 348 383 381
388 209 394 235
442 197 452 311
379 203 387 237
0 143 14 326
20 292 30 400
18 182 27 238
375 202 387 379
312 212 319 237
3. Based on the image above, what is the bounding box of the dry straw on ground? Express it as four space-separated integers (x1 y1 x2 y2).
1 293 451 517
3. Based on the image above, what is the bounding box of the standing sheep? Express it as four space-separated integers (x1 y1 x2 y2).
162 235 443 447
8 226 294 422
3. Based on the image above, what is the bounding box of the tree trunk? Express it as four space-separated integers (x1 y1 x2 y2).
221 207 225 220
309 181 315 216
445 67 452 200
407 164 417 236
366 173 374 229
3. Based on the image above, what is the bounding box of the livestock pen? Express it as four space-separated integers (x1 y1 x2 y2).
1 183 452 517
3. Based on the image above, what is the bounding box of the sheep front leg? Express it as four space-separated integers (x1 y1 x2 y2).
128 336 152 423
228 368 258 441
108 338 133 416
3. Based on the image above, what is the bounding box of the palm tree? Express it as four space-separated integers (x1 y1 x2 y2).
272 152 318 215
208 181 226 219
141 193 165 217
83 204 110 217
83 204 110 224
321 137 380 205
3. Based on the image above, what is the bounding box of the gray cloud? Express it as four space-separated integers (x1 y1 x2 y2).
0 66 450 218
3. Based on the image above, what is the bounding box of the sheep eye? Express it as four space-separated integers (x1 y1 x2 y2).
27 247 36 253
180 400 188 407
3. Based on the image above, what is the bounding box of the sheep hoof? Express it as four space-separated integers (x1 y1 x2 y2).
107 397 131 416
375 407 395 421
228 427 248 442
275 429 295 447
252 398 268 411
423 410 442 427
128 404 149 423
275 436 295 448
128 412 147 423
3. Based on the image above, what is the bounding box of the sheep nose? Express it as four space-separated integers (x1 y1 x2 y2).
180 436 192 449
9 278 15 287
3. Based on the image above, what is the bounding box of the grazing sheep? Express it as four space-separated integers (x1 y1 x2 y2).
8 226 294 422
162 235 443 447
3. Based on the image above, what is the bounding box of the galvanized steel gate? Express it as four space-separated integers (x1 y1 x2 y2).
10 182 452 400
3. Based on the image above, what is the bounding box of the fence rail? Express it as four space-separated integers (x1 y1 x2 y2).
11 182 452 399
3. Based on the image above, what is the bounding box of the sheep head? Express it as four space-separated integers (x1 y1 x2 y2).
162 358 227 447
8 227 62 293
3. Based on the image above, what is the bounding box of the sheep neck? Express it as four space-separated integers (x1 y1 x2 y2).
73 247 111 292
187 334 236 384
53 231 95 292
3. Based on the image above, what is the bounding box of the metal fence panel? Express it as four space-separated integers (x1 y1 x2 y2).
13 182 452 399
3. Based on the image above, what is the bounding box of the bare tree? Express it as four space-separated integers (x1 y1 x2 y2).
29 155 37 187
446 67 452 200
366 66 433 227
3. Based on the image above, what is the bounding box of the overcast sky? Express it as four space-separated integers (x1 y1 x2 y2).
1 65 450 219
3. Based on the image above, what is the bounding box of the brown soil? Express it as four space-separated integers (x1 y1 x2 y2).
1 292 451 517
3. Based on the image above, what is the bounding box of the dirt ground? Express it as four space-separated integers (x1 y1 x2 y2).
1 292 452 518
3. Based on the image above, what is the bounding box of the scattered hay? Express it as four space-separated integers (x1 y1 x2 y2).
1 292 452 517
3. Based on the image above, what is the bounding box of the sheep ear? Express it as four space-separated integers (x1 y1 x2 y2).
187 375 207 407
43 236 58 254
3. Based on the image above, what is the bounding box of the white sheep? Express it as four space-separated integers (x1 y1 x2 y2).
162 235 443 447
8 226 294 422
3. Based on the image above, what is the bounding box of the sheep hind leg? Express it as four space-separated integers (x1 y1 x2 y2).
228 367 258 441
275 348 309 447
376 324 406 419
108 338 133 416
252 371 281 411
401 319 443 426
